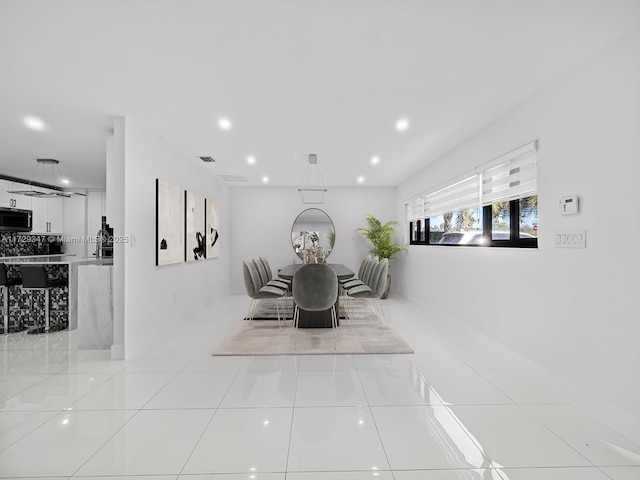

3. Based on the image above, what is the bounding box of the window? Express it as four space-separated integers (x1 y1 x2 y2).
483 195 538 247
408 141 538 248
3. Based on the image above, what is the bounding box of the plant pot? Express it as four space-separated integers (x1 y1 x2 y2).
380 273 391 299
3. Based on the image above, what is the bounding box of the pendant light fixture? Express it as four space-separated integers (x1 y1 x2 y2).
8 159 85 198
298 154 327 204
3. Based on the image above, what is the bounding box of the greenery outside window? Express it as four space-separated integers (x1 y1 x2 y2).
410 195 537 248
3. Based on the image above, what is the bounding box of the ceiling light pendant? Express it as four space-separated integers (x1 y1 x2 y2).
7 159 85 198
298 154 327 204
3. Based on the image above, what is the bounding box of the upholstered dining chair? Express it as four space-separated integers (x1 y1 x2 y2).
258 257 291 289
254 257 293 312
242 259 287 330
346 258 388 327
253 258 289 291
342 256 377 290
292 263 339 349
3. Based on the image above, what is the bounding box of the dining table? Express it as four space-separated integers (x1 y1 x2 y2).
278 263 355 328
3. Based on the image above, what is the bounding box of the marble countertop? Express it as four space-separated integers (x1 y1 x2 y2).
0 254 113 265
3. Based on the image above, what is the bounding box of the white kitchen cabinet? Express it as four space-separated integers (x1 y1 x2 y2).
31 195 64 235
47 197 64 234
0 180 10 207
0 180 32 210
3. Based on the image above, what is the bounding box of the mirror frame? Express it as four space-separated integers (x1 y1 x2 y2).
291 208 335 260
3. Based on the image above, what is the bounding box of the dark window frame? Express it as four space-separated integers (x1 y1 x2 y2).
409 198 537 248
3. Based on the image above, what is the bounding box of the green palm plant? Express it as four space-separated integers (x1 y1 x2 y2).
357 214 407 265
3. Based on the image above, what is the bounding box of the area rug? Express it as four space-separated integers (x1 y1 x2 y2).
214 305 414 356
243 301 293 320
243 300 351 320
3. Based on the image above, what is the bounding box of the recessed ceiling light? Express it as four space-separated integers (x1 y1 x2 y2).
395 118 410 131
247 155 256 165
261 176 269 183
23 116 46 131
61 178 70 184
357 176 365 183
371 155 380 165
218 117 232 130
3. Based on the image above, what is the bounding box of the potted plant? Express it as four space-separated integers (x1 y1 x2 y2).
357 214 407 298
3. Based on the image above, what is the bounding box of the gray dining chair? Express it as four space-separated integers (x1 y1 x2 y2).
259 256 291 289
242 259 287 330
254 257 292 313
342 256 377 290
292 263 339 349
346 258 388 327
253 258 289 291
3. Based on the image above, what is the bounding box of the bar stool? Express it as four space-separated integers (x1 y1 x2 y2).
0 263 23 334
19 265 68 334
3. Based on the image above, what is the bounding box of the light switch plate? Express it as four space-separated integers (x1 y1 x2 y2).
555 229 586 248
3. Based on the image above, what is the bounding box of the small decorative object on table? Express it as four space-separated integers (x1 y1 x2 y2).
303 246 325 264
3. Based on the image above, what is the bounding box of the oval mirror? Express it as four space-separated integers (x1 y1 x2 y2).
291 208 335 260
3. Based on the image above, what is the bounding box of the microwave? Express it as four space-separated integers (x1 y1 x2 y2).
0 207 33 232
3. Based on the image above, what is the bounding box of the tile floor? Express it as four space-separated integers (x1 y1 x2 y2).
1 296 639 479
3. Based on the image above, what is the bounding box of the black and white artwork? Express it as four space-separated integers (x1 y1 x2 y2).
156 179 185 266
186 190 206 261
206 198 221 258
292 231 320 256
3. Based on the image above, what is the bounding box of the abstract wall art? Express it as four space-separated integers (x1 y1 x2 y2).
186 190 206 261
205 198 220 259
156 179 185 266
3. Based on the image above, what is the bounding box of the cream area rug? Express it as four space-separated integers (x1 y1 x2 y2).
213 305 414 356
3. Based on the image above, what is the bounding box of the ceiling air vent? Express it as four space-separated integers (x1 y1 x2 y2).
218 175 248 183
199 156 216 163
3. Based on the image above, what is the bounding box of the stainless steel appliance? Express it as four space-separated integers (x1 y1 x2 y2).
0 207 32 232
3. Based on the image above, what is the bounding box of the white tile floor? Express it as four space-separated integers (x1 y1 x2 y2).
1 296 639 480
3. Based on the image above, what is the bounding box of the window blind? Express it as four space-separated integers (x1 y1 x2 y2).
480 142 538 205
406 198 424 221
405 140 538 223
423 175 480 218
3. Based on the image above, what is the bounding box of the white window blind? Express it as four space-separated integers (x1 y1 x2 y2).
406 198 424 221
405 140 538 223
480 141 538 205
423 175 480 218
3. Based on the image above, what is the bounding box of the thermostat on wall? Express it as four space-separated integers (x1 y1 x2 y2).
560 195 579 215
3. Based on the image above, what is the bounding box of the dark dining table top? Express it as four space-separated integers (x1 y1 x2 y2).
278 263 355 281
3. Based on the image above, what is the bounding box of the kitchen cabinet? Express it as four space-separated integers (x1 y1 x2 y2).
0 180 32 210
31 195 64 235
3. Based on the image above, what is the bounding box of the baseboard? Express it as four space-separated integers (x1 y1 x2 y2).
110 343 125 360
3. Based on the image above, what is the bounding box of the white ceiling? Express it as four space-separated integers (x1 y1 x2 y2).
1 0 639 190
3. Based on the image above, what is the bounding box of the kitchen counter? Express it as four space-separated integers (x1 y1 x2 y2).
78 264 113 349
0 254 113 265
0 254 113 332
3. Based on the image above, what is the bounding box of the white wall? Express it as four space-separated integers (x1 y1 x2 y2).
229 186 397 294
121 119 230 358
107 118 125 359
396 27 640 443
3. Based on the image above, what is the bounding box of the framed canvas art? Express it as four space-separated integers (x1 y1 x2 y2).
185 190 206 261
156 179 185 266
206 198 220 258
